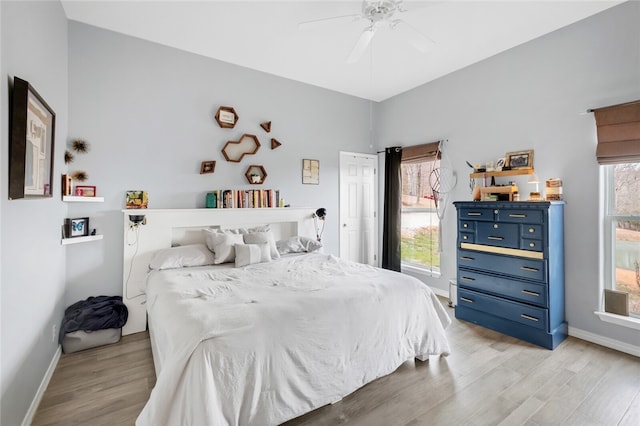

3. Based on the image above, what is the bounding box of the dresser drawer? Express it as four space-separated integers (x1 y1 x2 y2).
457 269 548 307
458 249 547 282
496 209 544 224
458 288 549 331
521 238 542 251
522 224 543 239
460 232 475 244
459 208 494 221
476 222 519 248
460 220 476 231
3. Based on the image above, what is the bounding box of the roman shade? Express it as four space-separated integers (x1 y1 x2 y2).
592 100 640 165
401 141 441 163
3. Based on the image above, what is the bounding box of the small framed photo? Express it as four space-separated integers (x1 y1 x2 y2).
200 160 216 174
74 185 96 197
65 217 89 238
505 150 534 169
302 159 319 185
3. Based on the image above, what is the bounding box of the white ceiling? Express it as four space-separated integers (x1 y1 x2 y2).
60 0 624 102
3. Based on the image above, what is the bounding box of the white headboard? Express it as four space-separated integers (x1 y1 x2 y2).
122 208 317 335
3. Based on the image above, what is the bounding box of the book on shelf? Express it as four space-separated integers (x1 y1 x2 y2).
206 189 281 208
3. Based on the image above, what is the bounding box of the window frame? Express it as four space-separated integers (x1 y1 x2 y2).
602 164 640 320
400 158 441 277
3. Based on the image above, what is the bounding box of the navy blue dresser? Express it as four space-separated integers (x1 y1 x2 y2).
453 201 567 349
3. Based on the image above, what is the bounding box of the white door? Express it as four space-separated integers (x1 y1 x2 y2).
339 152 378 265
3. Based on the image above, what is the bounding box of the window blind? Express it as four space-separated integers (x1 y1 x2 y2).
592 100 640 165
401 141 441 163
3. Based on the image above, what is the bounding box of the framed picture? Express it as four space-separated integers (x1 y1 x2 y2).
200 160 216 174
505 150 534 169
65 217 89 238
302 159 319 185
126 190 148 209
9 77 56 199
74 185 96 197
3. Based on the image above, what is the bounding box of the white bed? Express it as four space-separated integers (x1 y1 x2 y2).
122 209 451 425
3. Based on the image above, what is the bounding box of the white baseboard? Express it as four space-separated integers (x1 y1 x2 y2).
429 286 449 299
22 345 61 426
568 326 640 358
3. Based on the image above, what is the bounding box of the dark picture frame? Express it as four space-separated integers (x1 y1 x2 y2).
505 150 534 169
9 77 56 199
65 217 90 238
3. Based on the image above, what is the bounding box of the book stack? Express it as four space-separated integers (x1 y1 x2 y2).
206 189 282 209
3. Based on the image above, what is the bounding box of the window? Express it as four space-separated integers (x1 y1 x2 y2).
604 163 640 317
400 158 440 274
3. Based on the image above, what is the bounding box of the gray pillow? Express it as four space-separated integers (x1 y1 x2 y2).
243 231 280 259
235 242 271 267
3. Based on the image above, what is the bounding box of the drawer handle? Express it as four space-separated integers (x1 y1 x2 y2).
463 235 468 240
467 212 482 216
520 314 539 322
494 210 499 214
493 224 499 229
521 290 540 297
509 213 526 218
487 236 504 241
529 242 535 248
460 297 474 303
460 256 475 261
529 228 535 233
460 276 476 282
520 266 539 272
463 223 468 228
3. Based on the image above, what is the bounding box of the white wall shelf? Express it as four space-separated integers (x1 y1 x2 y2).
61 235 103 245
62 196 104 203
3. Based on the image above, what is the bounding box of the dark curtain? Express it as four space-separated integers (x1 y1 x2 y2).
382 147 402 272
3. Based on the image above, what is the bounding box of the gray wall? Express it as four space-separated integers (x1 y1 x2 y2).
376 1 640 347
65 21 373 305
1 1 68 425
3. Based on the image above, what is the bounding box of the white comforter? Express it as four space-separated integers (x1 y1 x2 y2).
137 253 451 426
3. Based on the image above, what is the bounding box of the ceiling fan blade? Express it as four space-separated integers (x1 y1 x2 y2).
347 27 377 64
392 19 434 53
298 13 361 31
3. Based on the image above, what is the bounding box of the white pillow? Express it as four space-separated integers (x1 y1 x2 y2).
235 242 271 267
204 224 270 236
205 232 245 264
276 236 323 254
300 236 323 253
243 231 280 259
149 244 215 270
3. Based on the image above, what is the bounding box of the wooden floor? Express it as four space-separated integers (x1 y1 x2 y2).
33 299 640 426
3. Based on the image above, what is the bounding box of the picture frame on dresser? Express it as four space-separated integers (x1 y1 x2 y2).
9 77 56 200
505 150 534 169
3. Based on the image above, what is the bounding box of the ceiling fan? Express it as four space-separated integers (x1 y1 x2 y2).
299 0 434 64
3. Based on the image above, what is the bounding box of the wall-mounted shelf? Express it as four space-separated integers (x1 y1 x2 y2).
245 165 267 184
63 195 104 203
470 168 534 179
222 133 260 162
61 235 103 245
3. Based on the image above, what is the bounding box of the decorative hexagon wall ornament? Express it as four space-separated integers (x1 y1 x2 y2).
215 106 239 129
245 165 267 184
222 133 260 162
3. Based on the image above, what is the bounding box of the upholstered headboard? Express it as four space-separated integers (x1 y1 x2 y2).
121 208 317 335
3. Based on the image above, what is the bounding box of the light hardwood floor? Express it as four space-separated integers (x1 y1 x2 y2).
33 299 640 426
